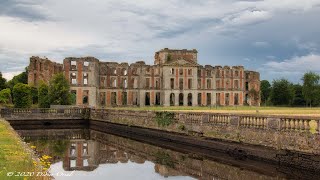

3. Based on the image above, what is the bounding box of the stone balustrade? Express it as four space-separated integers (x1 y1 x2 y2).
0 108 88 120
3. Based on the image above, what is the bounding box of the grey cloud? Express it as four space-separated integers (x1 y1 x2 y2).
0 0 50 21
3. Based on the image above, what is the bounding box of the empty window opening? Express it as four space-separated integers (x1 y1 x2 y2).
71 90 77 105
216 93 221 106
83 73 88 85
198 93 202 106
170 78 174 89
170 93 175 106
100 92 106 106
179 93 184 106
145 92 150 106
71 73 77 85
207 93 211 106
145 78 150 88
71 61 77 70
155 92 161 105
179 68 183 75
179 78 183 90
84 61 89 66
111 92 117 106
122 92 127 105
188 79 192 89
207 79 211 89
225 93 230 106
188 93 192 106
83 90 89 105
234 93 239 105
188 69 192 75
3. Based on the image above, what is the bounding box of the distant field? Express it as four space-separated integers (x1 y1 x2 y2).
108 106 320 116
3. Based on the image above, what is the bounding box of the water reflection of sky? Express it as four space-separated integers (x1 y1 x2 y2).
50 161 195 180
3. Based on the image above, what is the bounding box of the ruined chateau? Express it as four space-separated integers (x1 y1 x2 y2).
28 48 260 107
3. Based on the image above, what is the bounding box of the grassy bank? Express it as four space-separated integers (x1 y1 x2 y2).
0 119 49 180
109 106 320 116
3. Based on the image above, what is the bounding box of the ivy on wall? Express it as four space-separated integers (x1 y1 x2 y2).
155 111 175 127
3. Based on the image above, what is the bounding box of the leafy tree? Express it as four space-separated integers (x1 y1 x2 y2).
31 86 38 104
302 72 320 107
0 88 12 104
260 80 271 106
6 68 28 90
0 72 6 91
292 84 306 107
38 83 50 108
270 79 295 106
13 83 32 108
48 73 72 105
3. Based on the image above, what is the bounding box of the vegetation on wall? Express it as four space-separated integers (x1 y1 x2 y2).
155 111 175 127
0 72 6 91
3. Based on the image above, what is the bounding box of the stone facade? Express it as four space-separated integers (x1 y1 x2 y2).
28 56 63 86
28 48 260 107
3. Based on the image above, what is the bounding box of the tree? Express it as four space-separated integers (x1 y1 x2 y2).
292 84 306 107
302 72 320 107
31 86 38 104
48 73 72 105
260 80 271 106
38 82 50 108
6 68 28 90
0 72 6 91
13 83 32 108
0 88 12 104
270 79 295 106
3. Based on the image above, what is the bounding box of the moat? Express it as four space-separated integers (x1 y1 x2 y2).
12 122 320 180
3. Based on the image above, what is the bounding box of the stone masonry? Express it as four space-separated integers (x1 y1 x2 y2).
28 48 260 107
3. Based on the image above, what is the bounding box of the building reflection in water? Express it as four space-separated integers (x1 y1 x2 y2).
17 128 320 180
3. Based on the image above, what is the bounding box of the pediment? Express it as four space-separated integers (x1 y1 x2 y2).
165 58 198 66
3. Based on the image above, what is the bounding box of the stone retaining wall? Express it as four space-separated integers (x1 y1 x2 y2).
90 109 320 154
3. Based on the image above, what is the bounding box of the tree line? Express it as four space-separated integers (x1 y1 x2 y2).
0 68 74 108
261 72 320 107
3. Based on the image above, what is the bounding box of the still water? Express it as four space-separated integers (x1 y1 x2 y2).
15 128 318 180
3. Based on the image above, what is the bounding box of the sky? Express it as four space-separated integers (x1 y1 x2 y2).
1 0 320 83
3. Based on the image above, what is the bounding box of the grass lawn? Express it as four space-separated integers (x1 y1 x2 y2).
108 106 320 117
0 119 48 180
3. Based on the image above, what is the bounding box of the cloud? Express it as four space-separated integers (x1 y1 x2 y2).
0 0 320 81
260 54 320 82
252 41 270 48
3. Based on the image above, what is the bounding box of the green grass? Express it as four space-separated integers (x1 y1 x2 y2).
0 119 47 180
107 106 320 116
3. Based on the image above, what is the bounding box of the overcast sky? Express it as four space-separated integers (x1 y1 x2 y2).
1 0 320 83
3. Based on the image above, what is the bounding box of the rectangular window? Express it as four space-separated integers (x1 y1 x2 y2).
198 79 201 89
71 61 77 70
207 79 211 89
71 73 77 85
170 68 175 75
179 78 183 90
146 78 150 88
188 79 192 89
170 78 174 89
179 68 183 75
188 69 192 75
84 61 89 66
83 73 88 85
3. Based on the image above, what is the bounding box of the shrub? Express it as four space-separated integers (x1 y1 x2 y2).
13 83 32 108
